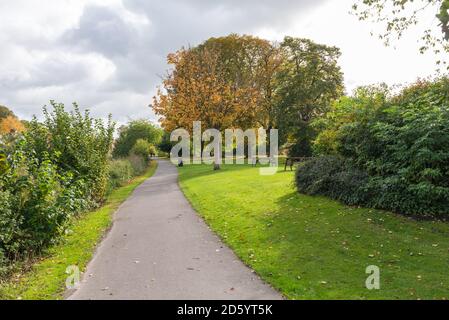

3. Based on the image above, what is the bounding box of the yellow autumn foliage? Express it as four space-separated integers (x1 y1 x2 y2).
0 115 25 134
152 35 282 133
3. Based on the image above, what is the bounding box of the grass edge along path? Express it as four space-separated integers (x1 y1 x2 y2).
0 160 158 300
178 164 449 300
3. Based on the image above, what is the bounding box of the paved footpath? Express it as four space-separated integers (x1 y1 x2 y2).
68 160 282 300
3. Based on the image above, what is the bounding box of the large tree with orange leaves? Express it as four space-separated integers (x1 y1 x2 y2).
198 35 283 130
152 34 281 133
0 115 25 134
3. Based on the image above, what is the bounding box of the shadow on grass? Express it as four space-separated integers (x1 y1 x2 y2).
246 190 449 299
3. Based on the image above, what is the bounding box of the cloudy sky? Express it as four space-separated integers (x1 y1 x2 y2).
0 0 440 124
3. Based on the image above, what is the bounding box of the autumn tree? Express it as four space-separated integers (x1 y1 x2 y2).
153 34 285 134
153 46 257 133
198 35 283 130
152 34 344 157
0 115 25 134
353 0 449 67
0 105 26 135
0 105 14 120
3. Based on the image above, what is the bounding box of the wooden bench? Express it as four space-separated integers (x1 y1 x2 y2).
250 156 273 167
284 157 311 171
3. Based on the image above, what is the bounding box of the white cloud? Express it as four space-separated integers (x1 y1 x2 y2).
255 0 438 93
0 0 443 125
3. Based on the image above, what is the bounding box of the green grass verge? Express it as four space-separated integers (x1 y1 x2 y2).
178 164 449 300
0 161 158 300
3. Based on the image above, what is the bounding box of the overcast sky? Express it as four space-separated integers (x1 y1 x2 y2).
0 0 440 124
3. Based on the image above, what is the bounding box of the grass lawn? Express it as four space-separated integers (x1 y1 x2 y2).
178 164 449 300
0 161 158 300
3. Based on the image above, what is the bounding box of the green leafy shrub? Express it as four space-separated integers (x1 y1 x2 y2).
0 189 15 255
0 151 7 175
25 101 115 203
303 78 449 218
312 84 389 155
295 156 369 205
158 131 174 154
107 159 134 192
0 102 114 274
0 147 89 259
148 145 157 156
113 119 162 158
130 139 152 160
107 155 149 193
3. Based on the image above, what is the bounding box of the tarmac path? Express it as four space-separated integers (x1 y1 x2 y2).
68 160 282 300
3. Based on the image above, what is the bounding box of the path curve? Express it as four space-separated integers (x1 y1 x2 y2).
68 160 282 300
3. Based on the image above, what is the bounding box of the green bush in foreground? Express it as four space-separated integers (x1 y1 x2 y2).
0 102 115 277
25 102 115 203
0 161 158 299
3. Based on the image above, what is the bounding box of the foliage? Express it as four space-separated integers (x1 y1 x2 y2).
0 115 25 134
153 40 263 132
0 145 90 261
130 138 152 159
148 145 157 156
0 102 115 275
312 84 389 155
107 154 148 193
305 78 449 218
275 37 344 156
0 105 25 138
25 101 115 203
107 159 135 192
158 131 174 154
197 35 283 130
0 151 7 175
0 161 157 299
152 34 343 157
113 119 162 158
0 105 14 120
295 156 369 205
438 0 449 41
127 154 147 176
352 0 449 68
